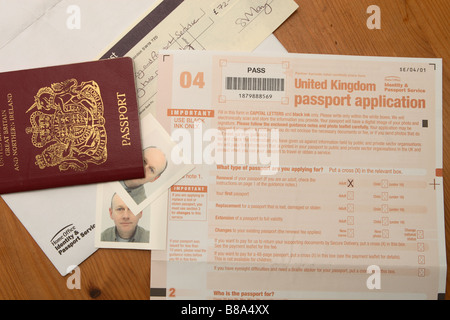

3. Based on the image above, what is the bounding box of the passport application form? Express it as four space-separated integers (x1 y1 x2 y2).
150 51 445 300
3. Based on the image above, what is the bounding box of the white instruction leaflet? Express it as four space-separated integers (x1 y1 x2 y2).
150 50 445 300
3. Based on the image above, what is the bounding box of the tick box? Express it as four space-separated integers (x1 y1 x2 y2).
418 268 426 277
347 228 354 238
347 191 354 200
417 242 425 252
418 255 425 264
417 230 424 239
347 216 354 225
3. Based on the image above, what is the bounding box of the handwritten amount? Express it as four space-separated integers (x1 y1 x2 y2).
235 0 273 28
213 0 233 16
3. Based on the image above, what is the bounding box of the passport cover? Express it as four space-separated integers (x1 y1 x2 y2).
0 57 144 194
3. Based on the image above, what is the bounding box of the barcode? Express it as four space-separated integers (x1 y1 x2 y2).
226 77 285 91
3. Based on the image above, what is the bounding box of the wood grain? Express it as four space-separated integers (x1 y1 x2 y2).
0 0 448 299
0 197 150 299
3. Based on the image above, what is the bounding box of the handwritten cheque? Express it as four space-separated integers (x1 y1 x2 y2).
100 0 298 116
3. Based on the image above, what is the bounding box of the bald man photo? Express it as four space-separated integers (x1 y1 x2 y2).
120 146 168 204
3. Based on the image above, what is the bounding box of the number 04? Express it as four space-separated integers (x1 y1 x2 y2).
180 71 205 89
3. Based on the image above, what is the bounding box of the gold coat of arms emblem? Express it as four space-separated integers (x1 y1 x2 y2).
26 79 108 171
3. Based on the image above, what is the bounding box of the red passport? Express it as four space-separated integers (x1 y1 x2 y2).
0 57 144 194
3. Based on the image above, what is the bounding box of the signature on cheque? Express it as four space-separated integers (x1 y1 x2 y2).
235 0 273 29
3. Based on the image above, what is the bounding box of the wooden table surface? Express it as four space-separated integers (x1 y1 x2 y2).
0 0 448 300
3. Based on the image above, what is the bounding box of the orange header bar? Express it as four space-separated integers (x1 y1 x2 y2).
167 109 215 117
171 185 208 193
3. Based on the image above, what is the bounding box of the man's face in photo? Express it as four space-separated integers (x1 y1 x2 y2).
124 147 167 189
109 193 142 239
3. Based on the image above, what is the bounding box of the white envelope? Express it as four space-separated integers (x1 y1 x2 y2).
0 0 157 71
0 0 287 275
0 0 158 275
0 0 60 49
